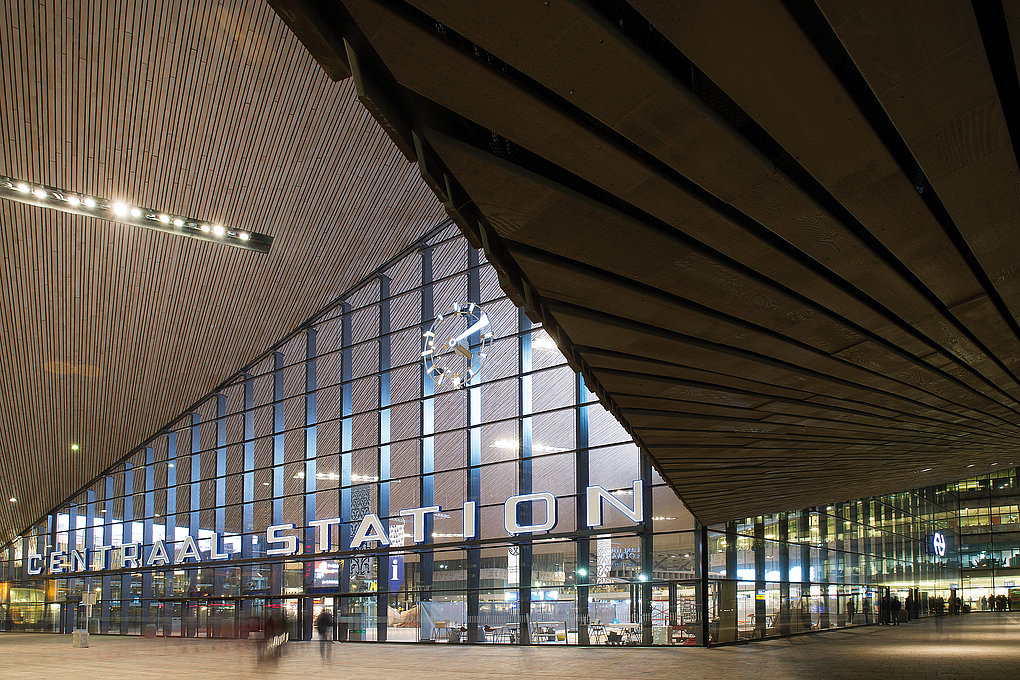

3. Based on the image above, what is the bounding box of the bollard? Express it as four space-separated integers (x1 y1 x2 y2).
72 630 90 648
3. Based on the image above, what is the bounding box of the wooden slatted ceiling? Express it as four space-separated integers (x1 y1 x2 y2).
0 0 445 545
272 0 1020 525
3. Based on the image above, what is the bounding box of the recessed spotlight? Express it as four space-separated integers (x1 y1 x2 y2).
157 213 171 224
238 232 250 241
168 463 175 468
211 224 225 236
263 482 270 486
32 188 47 199
200 224 211 233
8 498 15 503
172 217 184 227
82 197 96 208
15 182 29 193
66 195 80 207
112 202 129 216
130 207 142 217
70 444 79 451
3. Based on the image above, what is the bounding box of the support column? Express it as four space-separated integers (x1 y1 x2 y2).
121 461 134 634
754 517 766 639
241 376 255 631
142 447 155 631
779 513 790 636
376 277 391 642
164 432 178 636
272 353 285 598
640 456 653 645
718 522 738 643
696 524 709 645
419 249 435 608
466 255 482 643
819 508 830 628
303 328 318 642
516 306 532 645
799 511 811 631
189 413 202 602
574 374 590 646
214 395 227 598
339 303 353 640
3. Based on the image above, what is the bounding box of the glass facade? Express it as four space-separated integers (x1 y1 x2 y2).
0 224 974 645
938 468 1020 611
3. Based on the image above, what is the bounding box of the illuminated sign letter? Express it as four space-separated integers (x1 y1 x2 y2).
309 518 344 552
93 545 113 571
586 480 644 528
49 551 66 574
266 524 298 556
177 535 203 564
504 493 557 535
27 554 44 576
146 540 170 567
398 506 441 543
122 543 141 569
69 549 87 573
209 534 230 560
351 514 390 549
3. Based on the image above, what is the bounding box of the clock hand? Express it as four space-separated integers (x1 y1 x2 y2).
448 313 489 346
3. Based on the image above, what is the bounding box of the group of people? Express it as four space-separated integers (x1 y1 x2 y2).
979 594 1012 611
876 594 906 625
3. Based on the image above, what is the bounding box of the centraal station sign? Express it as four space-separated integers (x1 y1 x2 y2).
25 481 646 576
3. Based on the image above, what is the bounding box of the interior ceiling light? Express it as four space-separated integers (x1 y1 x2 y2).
0 175 272 254
70 443 79 451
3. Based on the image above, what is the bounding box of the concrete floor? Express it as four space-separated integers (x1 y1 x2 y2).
0 613 1017 679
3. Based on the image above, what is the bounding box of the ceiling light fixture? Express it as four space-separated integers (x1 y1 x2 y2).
70 444 79 451
8 498 15 503
0 175 273 254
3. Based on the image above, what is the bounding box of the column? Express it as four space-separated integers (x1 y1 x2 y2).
272 353 285 598
754 517 766 638
339 303 353 639
142 447 155 631
376 277 391 642
214 395 227 598
574 374 591 645
241 375 255 631
189 413 202 602
164 432 178 636
465 254 482 643
303 328 319 641
718 521 738 643
778 513 790 635
120 461 134 634
419 249 436 606
640 455 653 645
516 306 532 644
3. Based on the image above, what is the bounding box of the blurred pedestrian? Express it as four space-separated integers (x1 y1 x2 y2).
316 608 334 661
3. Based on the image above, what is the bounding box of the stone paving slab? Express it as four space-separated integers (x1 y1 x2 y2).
0 614 1017 680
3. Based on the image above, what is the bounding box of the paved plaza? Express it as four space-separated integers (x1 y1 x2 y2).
0 614 1018 680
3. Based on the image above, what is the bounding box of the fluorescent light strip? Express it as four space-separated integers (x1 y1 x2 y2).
0 175 272 254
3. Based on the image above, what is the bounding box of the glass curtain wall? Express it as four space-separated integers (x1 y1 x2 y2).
0 224 694 645
0 223 968 645
938 467 1020 611
704 489 958 643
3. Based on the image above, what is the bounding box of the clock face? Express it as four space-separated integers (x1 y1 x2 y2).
423 302 493 390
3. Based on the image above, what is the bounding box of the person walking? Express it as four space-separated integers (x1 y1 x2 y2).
316 608 334 661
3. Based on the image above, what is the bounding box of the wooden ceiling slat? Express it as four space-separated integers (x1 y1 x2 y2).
0 0 444 544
